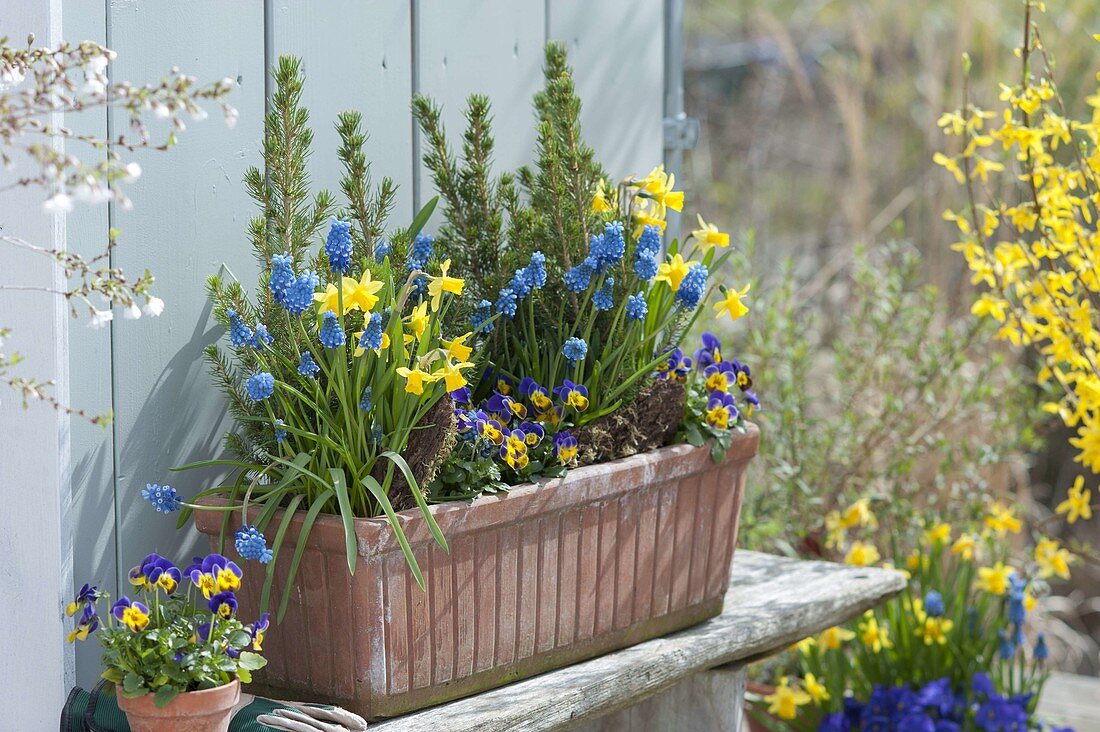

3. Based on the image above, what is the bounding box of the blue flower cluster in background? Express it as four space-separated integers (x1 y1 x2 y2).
495 251 548 319
470 299 494 334
817 674 1074 732
297 350 319 377
563 221 628 294
325 219 354 274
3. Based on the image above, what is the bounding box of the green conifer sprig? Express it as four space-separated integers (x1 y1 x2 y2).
336 111 397 257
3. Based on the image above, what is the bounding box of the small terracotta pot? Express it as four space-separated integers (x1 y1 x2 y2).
116 679 240 732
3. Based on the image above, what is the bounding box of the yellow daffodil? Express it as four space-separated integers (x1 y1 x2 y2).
406 301 430 340
763 677 811 721
924 522 951 547
1056 476 1093 523
639 165 684 214
793 636 816 654
632 203 667 237
858 610 893 653
951 534 977 560
841 499 877 529
1035 537 1074 580
915 615 954 646
713 284 750 320
818 626 855 650
984 502 1022 536
433 358 475 392
442 332 474 362
655 253 695 291
976 562 1014 596
804 673 830 704
396 366 434 395
342 270 384 313
314 282 343 315
591 178 614 213
427 259 464 312
691 214 730 248
844 541 880 567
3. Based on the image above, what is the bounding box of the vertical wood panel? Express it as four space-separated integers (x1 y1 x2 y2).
415 0 545 216
548 1 664 179
106 0 266 580
270 0 414 221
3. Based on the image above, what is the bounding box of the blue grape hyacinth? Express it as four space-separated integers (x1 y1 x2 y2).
269 253 295 304
235 525 273 563
471 299 494 333
297 350 320 377
319 311 346 349
142 483 181 513
325 219 354 274
246 372 275 401
227 309 253 348
674 263 708 309
282 271 319 315
562 337 588 364
593 277 615 311
626 293 648 321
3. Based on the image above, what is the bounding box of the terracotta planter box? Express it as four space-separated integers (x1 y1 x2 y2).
194 425 758 719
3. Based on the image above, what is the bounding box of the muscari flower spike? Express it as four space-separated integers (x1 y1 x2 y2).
375 239 392 258
360 312 384 351
590 220 626 268
227 309 253 348
674 263 708 309
248 322 274 349
1034 633 1049 661
359 386 373 411
319 311 346 349
274 419 287 443
283 271 320 315
325 219 354 274
235 524 274 563
626 294 648 321
408 233 434 271
269 253 295 304
246 372 275 401
495 288 518 318
923 590 945 617
142 482 182 513
593 277 615 311
297 350 320 377
562 337 588 364
563 258 596 293
470 299 494 334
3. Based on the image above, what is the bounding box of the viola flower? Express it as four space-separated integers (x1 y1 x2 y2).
396 366 433 395
714 283 750 320
518 421 545 446
554 431 579 465
694 332 723 368
470 299 494 334
234 524 274 564
562 337 588 364
593 276 615 311
283 271 320 315
141 482 182 513
495 373 514 395
269 253 295 304
500 430 530 470
625 294 648 321
209 590 238 619
67 602 99 643
246 372 275 401
704 362 733 393
450 386 472 406
477 416 505 446
537 404 565 427
129 553 182 594
342 270 384 313
520 378 554 412
297 351 320 377
674 263 708 309
227 309 253 348
249 612 271 652
555 380 590 412
190 553 243 599
705 391 738 429
691 215 730 249
66 583 103 617
111 597 150 632
325 219 354 274
731 360 752 390
495 288 518 318
486 392 527 422
318 311 346 349
660 348 692 382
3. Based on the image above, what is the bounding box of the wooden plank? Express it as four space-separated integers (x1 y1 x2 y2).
270 0 414 221
372 552 906 732
547 1 664 181
105 0 265 576
1037 672 1100 732
414 0 545 215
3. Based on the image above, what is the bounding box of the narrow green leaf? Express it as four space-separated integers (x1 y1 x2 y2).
382 450 449 553
277 488 335 623
260 493 304 616
407 196 439 241
361 474 425 589
328 468 359 574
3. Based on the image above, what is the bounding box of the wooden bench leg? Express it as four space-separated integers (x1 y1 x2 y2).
571 663 747 731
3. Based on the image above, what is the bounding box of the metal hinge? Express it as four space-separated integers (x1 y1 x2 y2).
663 114 699 151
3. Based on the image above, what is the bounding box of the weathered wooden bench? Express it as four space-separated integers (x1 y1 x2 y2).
372 551 907 731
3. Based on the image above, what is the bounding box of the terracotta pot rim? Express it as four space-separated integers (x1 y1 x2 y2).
116 677 241 710
196 423 759 540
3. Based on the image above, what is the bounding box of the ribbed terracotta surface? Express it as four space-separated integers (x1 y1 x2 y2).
194 426 758 719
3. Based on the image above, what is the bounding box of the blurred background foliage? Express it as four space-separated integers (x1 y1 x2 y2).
683 0 1100 672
